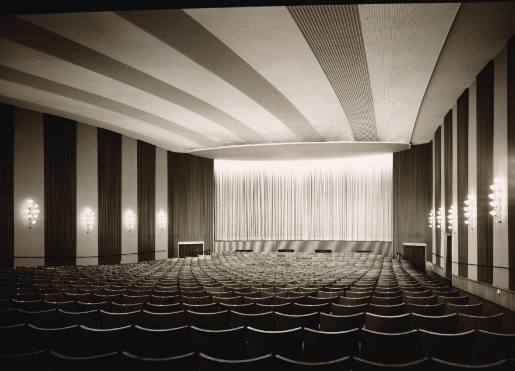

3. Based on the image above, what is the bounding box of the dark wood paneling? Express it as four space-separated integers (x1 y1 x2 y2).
137 140 156 262
457 89 469 278
435 127 442 266
508 37 515 290
168 152 214 258
444 111 453 279
476 61 494 284
44 114 77 266
0 104 14 268
392 144 432 261
97 128 122 265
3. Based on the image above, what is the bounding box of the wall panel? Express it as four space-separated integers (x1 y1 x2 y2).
168 152 214 258
121 136 138 263
434 127 442 266
97 128 121 265
468 81 478 281
476 61 494 284
508 37 515 290
155 148 168 260
444 111 453 276
0 104 14 268
137 140 155 261
457 90 469 277
392 144 432 261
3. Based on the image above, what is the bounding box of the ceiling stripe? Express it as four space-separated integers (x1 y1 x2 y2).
288 5 378 141
0 16 264 144
187 6 354 141
0 65 218 148
359 3 459 142
118 10 323 142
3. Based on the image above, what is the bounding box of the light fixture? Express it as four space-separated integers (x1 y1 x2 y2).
447 205 456 233
428 209 435 229
25 199 40 229
463 194 476 230
157 210 168 230
83 208 96 234
488 178 504 223
436 207 443 229
126 209 136 231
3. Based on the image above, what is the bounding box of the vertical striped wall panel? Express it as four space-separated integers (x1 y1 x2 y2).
434 127 442 266
457 90 469 277
392 144 432 260
137 140 156 262
97 128 122 265
476 61 494 284
508 37 515 290
43 114 77 266
0 104 14 268
444 111 453 277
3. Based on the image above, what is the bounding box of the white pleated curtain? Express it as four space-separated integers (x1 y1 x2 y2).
215 155 392 241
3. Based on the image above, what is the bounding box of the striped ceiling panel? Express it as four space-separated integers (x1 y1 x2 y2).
0 4 463 156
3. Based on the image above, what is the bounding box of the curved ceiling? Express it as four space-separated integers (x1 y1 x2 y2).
0 3 468 158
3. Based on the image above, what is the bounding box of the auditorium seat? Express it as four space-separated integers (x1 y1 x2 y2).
303 327 360 361
352 356 429 370
145 302 182 313
347 291 374 298
457 313 503 332
198 353 272 371
64 292 92 302
186 310 230 330
0 349 48 370
181 295 212 305
191 326 247 359
446 303 483 315
219 302 255 314
100 309 141 328
183 302 220 313
11 299 45 311
404 295 438 305
150 294 181 305
127 325 191 357
405 303 445 316
49 350 122 371
244 296 275 305
474 330 515 364
255 302 293 314
44 300 76 312
0 323 30 355
77 325 131 356
430 358 509 370
293 302 331 314
365 313 411 333
17 308 60 328
368 303 405 316
410 313 458 333
438 295 469 305
212 296 244 305
370 296 403 305
274 312 319 330
247 326 303 359
332 303 368 315
402 290 433 298
360 328 418 363
417 329 475 363
76 300 110 311
59 309 100 327
230 310 274 330
319 312 364 332
111 302 145 313
142 309 186 329
274 354 351 370
305 296 337 305
28 324 80 354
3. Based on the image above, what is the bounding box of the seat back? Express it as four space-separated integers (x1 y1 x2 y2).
319 312 364 332
368 303 405 316
360 328 418 363
457 313 503 332
274 354 351 371
410 313 458 333
247 326 303 359
141 309 187 330
230 311 274 330
303 327 359 361
99 310 140 329
446 303 483 315
365 313 411 333
405 303 445 316
127 325 191 358
186 310 230 330
418 329 475 363
191 326 247 360
274 312 319 330
331 303 368 315
474 330 515 364
198 353 272 371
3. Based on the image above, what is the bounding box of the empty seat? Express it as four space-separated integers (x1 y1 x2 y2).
142 309 187 329
402 290 433 298
127 325 191 357
446 303 483 315
150 294 181 305
181 295 212 305
368 303 405 316
319 312 364 332
332 303 368 315
303 327 360 361
76 301 110 312
255 302 293 314
219 302 255 314
274 354 351 370
99 310 140 328
305 296 337 305
365 313 411 333
191 326 247 359
410 313 458 333
438 295 469 305
123 351 197 371
58 309 100 328
17 309 60 328
457 313 503 332
0 308 21 326
404 296 438 305
418 329 475 363
430 357 508 370
28 324 81 355
474 330 515 364
198 353 272 371
110 302 145 313
44 300 76 312
293 302 330 315
182 302 219 313
186 310 230 330
370 296 403 305
211 296 244 305
360 329 418 363
274 312 319 330
247 327 303 359
0 324 31 355
347 291 373 298
123 294 150 304
76 325 131 356
243 296 274 305
405 303 445 316
0 349 48 370
49 350 122 371
145 302 182 313
352 356 429 370
230 311 274 330
11 299 45 311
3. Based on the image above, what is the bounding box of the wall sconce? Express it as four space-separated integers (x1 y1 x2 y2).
447 205 456 233
157 210 168 230
126 209 136 232
436 207 443 229
25 199 40 229
428 209 435 229
83 208 96 234
463 194 476 230
488 178 504 223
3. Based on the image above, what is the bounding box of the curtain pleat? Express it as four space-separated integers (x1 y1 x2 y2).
137 141 155 261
